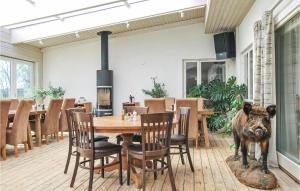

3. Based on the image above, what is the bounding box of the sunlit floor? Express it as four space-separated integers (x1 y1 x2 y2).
0 133 299 191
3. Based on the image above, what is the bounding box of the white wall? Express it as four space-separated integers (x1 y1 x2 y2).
235 0 300 83
43 22 219 114
0 27 43 88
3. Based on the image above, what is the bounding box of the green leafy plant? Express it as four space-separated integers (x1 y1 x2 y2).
33 88 48 104
47 86 65 98
142 77 168 98
188 76 247 133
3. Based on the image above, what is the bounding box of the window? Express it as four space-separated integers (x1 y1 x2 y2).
183 60 226 96
0 56 34 98
243 49 253 100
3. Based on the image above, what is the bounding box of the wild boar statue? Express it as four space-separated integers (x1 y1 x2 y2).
232 103 276 173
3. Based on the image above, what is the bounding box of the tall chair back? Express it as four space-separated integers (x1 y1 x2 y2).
43 99 63 135
0 100 11 148
73 112 94 157
9 99 19 110
65 108 86 145
165 97 175 111
10 100 34 144
176 98 198 139
140 112 174 157
59 98 76 132
177 107 191 137
83 102 93 113
144 98 166 113
123 106 149 115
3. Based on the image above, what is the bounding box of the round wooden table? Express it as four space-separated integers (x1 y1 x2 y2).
93 115 177 188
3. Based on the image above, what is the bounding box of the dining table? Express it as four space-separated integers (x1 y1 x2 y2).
8 108 47 148
93 115 177 189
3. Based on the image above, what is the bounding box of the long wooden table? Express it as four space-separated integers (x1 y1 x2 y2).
93 115 177 188
8 109 47 147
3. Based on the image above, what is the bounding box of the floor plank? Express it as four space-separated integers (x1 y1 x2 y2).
0 133 299 191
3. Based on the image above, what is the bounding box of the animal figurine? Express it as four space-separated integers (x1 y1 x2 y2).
232 103 276 173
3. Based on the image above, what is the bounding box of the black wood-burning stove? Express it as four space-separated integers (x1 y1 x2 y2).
96 31 113 116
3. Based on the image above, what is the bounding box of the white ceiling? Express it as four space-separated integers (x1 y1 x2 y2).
2 0 256 48
26 7 205 48
205 0 255 33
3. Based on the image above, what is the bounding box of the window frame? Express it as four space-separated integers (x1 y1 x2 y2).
0 56 35 98
242 48 254 100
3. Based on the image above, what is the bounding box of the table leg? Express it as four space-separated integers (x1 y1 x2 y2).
202 115 210 149
35 114 42 147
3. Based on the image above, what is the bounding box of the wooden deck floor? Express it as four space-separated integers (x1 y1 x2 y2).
0 133 299 191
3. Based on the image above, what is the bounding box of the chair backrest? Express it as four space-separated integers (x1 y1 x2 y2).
197 97 204 110
44 99 63 134
140 112 174 156
11 100 34 144
73 112 94 158
177 107 191 138
83 102 92 113
165 97 175 111
176 98 198 139
9 98 19 110
65 108 86 146
144 98 166 113
60 98 76 131
123 106 149 115
0 100 11 147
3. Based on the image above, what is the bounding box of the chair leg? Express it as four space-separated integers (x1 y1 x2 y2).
1 146 6 160
57 133 59 142
101 157 105 178
70 154 80 187
88 159 94 191
118 151 123 185
186 144 194 172
23 142 28 152
154 159 157 180
61 131 64 139
64 142 73 174
27 124 33 150
142 160 146 191
45 134 49 145
117 136 121 145
166 154 176 191
161 157 165 175
179 145 185 165
14 145 18 158
127 154 131 185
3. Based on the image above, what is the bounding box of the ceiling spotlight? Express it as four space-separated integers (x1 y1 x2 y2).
75 32 80 38
123 0 130 8
25 0 36 6
38 39 44 45
55 16 65 22
180 11 185 18
126 22 130 29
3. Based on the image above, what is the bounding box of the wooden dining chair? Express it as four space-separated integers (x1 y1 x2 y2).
116 106 149 144
176 98 198 146
31 99 63 144
0 100 11 160
64 108 109 174
70 112 122 191
59 98 76 139
9 98 19 110
83 102 93 113
127 112 176 191
6 100 34 158
170 107 194 172
144 98 166 113
165 97 175 111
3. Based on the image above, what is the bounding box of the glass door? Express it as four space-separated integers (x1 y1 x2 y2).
275 12 300 179
183 60 226 97
183 60 200 97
